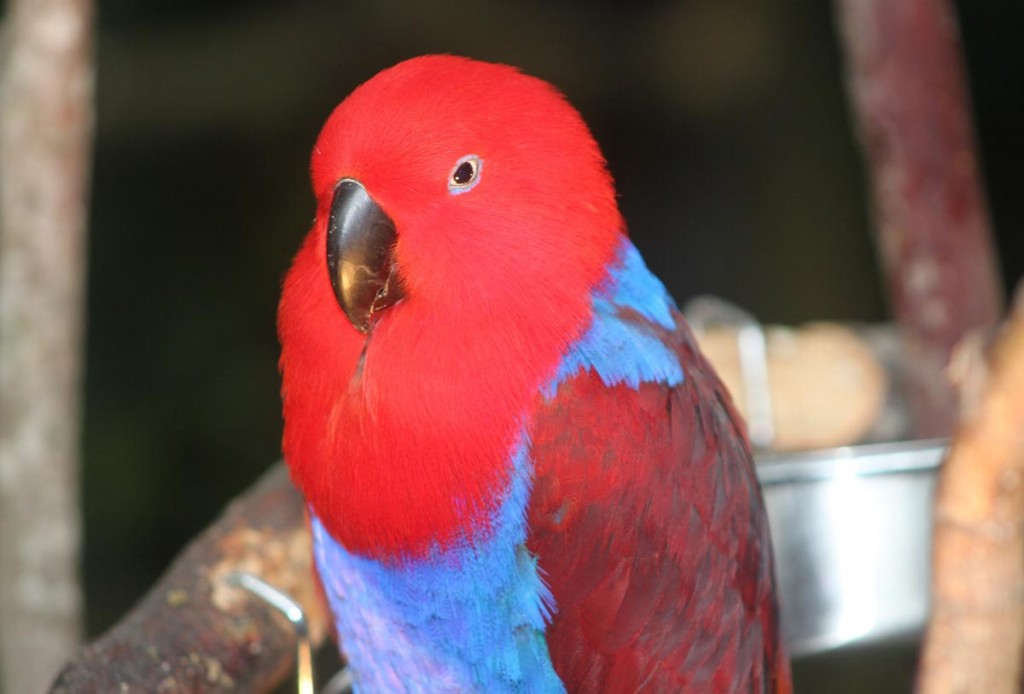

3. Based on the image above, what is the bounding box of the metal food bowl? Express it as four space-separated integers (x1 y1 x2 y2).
756 439 946 657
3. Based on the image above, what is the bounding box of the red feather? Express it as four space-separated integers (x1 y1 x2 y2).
527 309 790 693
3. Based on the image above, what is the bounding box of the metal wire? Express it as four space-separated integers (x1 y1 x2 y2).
225 572 316 694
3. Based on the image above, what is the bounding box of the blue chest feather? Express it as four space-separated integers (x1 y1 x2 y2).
311 441 560 692
312 239 683 692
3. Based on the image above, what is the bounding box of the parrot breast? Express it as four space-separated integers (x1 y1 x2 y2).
311 441 562 693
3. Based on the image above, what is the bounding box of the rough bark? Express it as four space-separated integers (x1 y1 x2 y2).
834 0 1003 438
917 282 1024 693
50 464 329 693
0 0 95 690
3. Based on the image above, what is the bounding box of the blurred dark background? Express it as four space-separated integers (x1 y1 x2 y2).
82 0 1020 659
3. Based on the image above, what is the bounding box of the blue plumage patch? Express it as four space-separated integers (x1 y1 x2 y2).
545 238 684 396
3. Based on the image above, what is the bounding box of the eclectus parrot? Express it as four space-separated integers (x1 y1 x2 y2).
279 55 790 693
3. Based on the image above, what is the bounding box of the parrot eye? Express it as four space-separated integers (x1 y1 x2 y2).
448 155 482 195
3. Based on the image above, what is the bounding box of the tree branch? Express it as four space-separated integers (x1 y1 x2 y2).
834 0 1003 437
51 464 329 693
917 282 1024 693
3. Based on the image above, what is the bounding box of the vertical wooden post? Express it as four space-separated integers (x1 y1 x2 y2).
917 283 1024 693
834 0 1003 437
0 0 95 690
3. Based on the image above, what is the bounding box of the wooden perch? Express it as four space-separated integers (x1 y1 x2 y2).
917 282 1024 693
834 0 1003 438
51 464 328 693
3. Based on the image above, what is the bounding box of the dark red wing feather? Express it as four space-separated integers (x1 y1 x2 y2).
527 311 790 693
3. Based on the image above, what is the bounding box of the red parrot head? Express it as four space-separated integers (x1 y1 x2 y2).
308 54 621 330
279 55 623 559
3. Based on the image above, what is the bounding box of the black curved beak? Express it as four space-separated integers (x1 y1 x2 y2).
326 179 404 333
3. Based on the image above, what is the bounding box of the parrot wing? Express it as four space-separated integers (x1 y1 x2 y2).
526 303 788 693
